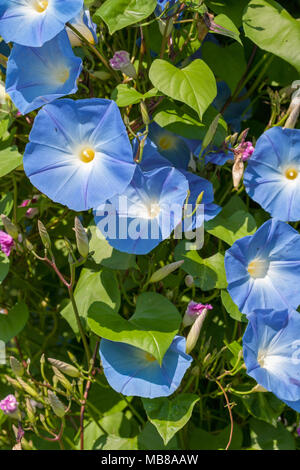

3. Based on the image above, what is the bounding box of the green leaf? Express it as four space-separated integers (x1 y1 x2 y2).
205 195 257 246
0 252 9 284
202 42 247 94
0 192 13 223
249 418 296 450
88 222 136 270
111 84 143 107
138 422 178 450
213 14 243 45
189 423 243 450
207 0 249 28
95 0 157 34
0 146 22 178
239 393 285 426
221 290 247 322
153 102 227 146
60 268 120 335
87 292 181 364
0 302 29 343
174 242 227 291
149 59 217 119
142 394 199 445
243 0 300 73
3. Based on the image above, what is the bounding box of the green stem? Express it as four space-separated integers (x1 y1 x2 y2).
66 23 120 83
68 267 91 365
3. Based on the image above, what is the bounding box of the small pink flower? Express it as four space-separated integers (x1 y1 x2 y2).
297 427 300 437
183 301 213 327
0 394 18 415
19 199 30 208
110 50 131 70
240 141 255 161
0 230 14 256
25 207 38 219
109 51 137 79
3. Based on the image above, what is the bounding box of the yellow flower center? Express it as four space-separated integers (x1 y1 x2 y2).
79 147 95 163
257 350 266 368
285 168 298 180
53 67 70 84
144 352 156 362
158 135 174 151
247 258 269 279
148 203 160 219
32 0 48 13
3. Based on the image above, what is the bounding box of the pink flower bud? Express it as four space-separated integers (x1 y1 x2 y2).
183 301 213 327
0 230 14 256
109 51 137 79
0 394 18 415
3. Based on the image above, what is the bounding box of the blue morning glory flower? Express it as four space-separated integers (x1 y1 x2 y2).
94 165 189 255
190 140 233 166
225 218 300 315
243 308 300 411
23 98 136 212
5 31 82 115
135 137 221 224
181 170 221 226
67 8 97 47
99 335 193 398
0 0 83 47
244 127 300 222
148 122 191 170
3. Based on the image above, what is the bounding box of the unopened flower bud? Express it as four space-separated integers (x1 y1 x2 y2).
47 391 66 418
48 358 80 378
37 220 51 250
149 260 184 283
74 217 89 258
186 307 211 354
140 101 150 126
0 80 10 105
10 357 24 377
1 215 18 240
51 366 73 391
183 301 213 327
67 10 97 47
185 275 194 288
16 378 40 400
25 397 36 424
232 154 244 190
24 238 34 252
109 51 137 79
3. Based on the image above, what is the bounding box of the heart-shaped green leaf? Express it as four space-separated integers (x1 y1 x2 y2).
149 59 217 119
87 292 181 364
142 394 200 445
60 268 120 335
243 0 300 73
0 252 9 284
0 302 29 342
94 0 157 34
0 146 22 178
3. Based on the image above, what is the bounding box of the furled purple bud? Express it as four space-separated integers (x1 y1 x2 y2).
0 394 19 416
0 230 14 256
185 306 212 354
240 141 255 162
183 301 213 327
109 51 137 79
